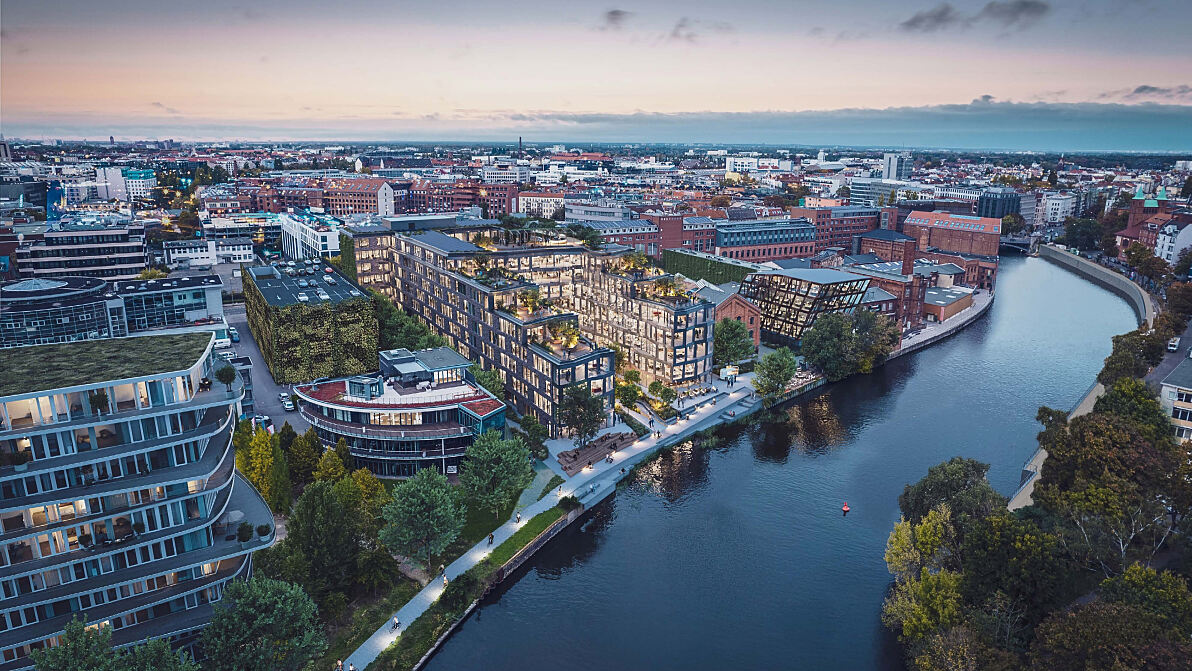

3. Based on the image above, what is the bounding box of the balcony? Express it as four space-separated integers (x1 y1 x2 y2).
303 409 473 441
0 414 236 516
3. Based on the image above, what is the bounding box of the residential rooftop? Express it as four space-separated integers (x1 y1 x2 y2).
1162 358 1192 391
0 332 212 396
245 265 364 307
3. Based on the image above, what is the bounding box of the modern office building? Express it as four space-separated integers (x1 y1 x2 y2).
0 332 272 668
15 221 149 281
738 268 870 346
1 275 226 348
342 224 397 299
976 188 1021 220
881 153 913 181
162 239 254 269
292 347 505 478
200 213 283 250
278 212 343 261
242 264 376 384
713 218 816 262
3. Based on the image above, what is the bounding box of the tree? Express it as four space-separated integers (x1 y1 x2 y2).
474 367 506 401
519 414 549 460
118 639 201 671
1030 602 1176 671
1092 377 1173 446
1100 564 1192 637
1184 175 1192 198
884 505 957 582
334 437 351 469
911 625 1019 671
312 449 346 482
214 365 237 391
615 383 641 408
275 422 298 455
1099 231 1119 258
1165 282 1192 318
288 430 319 487
1096 347 1148 387
30 616 117 671
136 268 167 280
1176 248 1192 277
1123 241 1153 268
1000 213 1025 237
1138 254 1171 283
622 369 641 385
245 429 274 493
233 419 254 474
752 347 798 400
959 513 1068 625
712 318 755 367
852 309 900 373
265 442 291 514
709 194 731 208
836 185 850 199
459 430 534 519
558 385 604 448
898 457 1005 525
286 481 358 599
350 467 388 527
380 467 464 568
1047 169 1057 186
881 568 964 642
800 313 856 381
201 577 325 671
656 384 677 405
1062 217 1102 251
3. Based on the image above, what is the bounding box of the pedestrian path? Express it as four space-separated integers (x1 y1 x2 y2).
342 375 757 670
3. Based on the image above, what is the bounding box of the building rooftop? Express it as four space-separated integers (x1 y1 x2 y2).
406 230 484 255
245 265 364 307
0 332 212 396
112 275 223 294
857 228 915 242
755 267 866 284
924 286 973 307
862 286 897 303
1162 358 1192 391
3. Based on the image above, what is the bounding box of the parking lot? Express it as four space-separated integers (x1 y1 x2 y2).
222 303 311 434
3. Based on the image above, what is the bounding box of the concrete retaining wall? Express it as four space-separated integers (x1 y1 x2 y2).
1037 245 1154 327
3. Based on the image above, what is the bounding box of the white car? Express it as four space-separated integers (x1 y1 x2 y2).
281 398 296 412
278 392 291 402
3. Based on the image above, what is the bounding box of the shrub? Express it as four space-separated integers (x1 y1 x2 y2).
558 495 581 511
237 522 253 543
132 521 145 535
256 524 271 537
615 409 648 437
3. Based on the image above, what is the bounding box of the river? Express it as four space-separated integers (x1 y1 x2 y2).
422 255 1136 671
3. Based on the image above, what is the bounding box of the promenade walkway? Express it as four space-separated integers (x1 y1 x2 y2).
343 375 758 671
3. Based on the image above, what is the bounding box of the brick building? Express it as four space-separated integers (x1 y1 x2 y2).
789 205 897 252
903 211 1001 257
691 281 763 349
323 178 395 217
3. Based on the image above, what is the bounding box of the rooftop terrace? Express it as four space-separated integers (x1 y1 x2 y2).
0 332 212 396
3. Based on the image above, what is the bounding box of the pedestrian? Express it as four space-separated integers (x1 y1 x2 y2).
336 660 344 671
392 616 401 632
488 532 494 546
443 575 449 588
438 563 445 576
515 512 522 524
349 664 356 671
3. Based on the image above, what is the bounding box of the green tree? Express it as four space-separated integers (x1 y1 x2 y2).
30 616 117 671
286 480 358 599
1062 217 1103 251
712 318 755 367
752 347 799 400
800 313 856 381
232 419 254 474
136 268 168 280
1096 347 1148 387
622 369 641 385
615 383 642 408
1139 254 1171 283
118 639 201 671
960 513 1068 626
474 367 506 401
1165 282 1192 318
214 364 237 391
1100 564 1192 636
245 429 274 492
1092 377 1173 446
882 568 965 642
201 577 325 671
1099 231 1119 258
852 309 900 373
312 449 346 482
1030 602 1180 671
334 437 351 469
558 385 605 448
898 457 1005 525
1123 241 1154 268
275 422 298 455
884 505 957 582
1174 248 1192 277
1000 213 1025 236
265 442 291 514
459 430 534 519
380 467 464 568
287 429 319 487
518 414 549 461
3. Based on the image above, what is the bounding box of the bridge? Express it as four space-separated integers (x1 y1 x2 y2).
999 234 1039 254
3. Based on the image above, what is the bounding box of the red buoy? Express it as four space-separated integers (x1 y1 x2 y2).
842 502 850 517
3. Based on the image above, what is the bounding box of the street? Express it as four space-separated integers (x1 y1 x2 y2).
223 303 310 434
1146 316 1192 386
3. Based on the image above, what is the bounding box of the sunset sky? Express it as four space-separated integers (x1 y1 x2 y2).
3 0 1191 150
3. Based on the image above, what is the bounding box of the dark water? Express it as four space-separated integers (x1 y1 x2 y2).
423 256 1136 671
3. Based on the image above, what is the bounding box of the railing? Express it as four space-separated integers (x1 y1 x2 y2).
302 410 474 440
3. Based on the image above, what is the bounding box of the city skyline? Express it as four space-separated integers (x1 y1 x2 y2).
3 0 1192 151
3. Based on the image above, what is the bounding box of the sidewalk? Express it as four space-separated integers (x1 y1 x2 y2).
342 374 758 670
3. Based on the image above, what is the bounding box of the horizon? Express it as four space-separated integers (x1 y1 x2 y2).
3 0 1192 152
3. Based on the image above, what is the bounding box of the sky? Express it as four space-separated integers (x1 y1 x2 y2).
2 0 1192 151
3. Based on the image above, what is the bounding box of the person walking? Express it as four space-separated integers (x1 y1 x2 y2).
515 511 521 524
336 660 344 671
443 575 449 588
392 616 401 632
488 532 494 546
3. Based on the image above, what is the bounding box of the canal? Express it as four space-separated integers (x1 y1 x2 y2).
423 255 1137 671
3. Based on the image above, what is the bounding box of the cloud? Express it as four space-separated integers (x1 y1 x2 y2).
148 102 182 115
599 9 631 31
900 3 966 32
1124 85 1192 101
900 1 1050 33
972 94 996 104
665 16 733 43
807 26 825 36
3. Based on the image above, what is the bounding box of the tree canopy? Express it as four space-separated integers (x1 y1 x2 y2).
459 430 534 519
712 318 755 367
752 347 798 400
201 577 325 671
380 467 463 568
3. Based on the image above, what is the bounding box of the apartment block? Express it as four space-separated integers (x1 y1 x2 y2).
789 206 896 252
0 333 272 668
16 221 149 281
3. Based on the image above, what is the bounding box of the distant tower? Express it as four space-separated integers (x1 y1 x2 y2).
109 135 115 146
817 149 826 162
518 136 523 159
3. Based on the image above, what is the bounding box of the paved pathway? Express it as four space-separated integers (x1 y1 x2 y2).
342 375 757 670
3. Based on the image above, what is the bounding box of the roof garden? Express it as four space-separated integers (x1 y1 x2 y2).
1 332 213 396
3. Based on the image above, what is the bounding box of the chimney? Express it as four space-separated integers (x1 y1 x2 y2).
901 240 915 276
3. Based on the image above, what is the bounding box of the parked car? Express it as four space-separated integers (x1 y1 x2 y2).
1169 337 1181 352
228 327 240 343
281 398 296 412
278 392 291 402
324 276 337 285
297 279 309 288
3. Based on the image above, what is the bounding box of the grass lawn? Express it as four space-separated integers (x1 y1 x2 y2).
425 494 517 572
307 578 419 671
537 474 565 500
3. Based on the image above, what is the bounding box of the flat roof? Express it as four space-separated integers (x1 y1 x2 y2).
112 275 223 294
755 267 866 284
924 286 973 307
405 230 483 255
1 332 212 396
246 265 365 307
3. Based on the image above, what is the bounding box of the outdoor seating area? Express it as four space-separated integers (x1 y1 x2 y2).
557 431 637 476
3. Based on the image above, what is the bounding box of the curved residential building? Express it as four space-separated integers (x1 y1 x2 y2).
293 347 506 478
0 332 273 669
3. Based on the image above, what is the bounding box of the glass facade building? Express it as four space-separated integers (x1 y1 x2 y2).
739 268 871 347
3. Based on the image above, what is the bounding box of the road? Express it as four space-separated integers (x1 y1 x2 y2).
223 303 310 434
1146 315 1192 386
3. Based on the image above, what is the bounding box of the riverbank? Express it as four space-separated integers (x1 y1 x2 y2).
1007 245 1158 510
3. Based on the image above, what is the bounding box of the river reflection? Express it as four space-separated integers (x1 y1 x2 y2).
422 256 1136 671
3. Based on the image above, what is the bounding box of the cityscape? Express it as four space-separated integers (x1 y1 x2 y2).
3 1 1192 670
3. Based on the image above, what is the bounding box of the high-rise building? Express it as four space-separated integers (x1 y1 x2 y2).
976 188 1021 221
15 220 150 281
881 153 913 181
0 332 272 668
